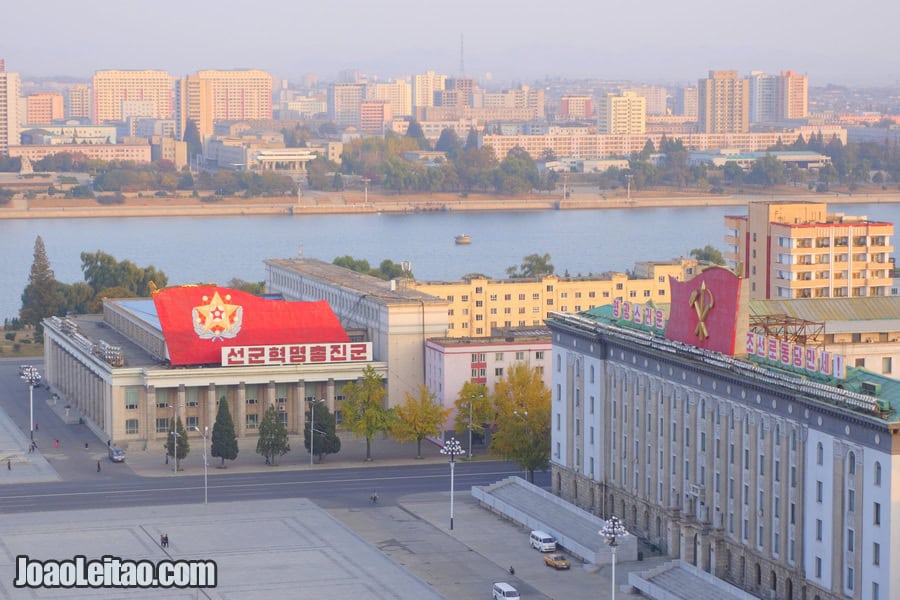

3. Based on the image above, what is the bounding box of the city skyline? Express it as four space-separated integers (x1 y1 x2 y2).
3 0 899 87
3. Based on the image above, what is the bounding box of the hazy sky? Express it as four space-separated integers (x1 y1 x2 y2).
3 0 898 87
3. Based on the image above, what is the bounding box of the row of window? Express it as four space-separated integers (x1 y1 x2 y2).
471 351 543 363
126 411 294 436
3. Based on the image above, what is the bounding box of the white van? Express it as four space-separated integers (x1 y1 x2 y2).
492 582 520 600
530 530 557 552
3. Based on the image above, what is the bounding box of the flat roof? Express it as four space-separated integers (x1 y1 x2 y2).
751 297 900 327
266 258 447 305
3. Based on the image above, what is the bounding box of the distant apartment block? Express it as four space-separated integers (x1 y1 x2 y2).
389 117 479 142
749 71 778 124
92 70 173 124
8 143 152 163
560 95 593 120
359 100 392 132
66 84 92 121
412 71 447 110
475 85 544 120
366 80 412 118
623 85 668 116
597 91 646 135
284 96 327 119
677 86 698 119
404 259 701 338
698 70 749 134
724 201 894 300
26 93 64 125
0 63 21 154
175 75 214 142
482 126 845 160
327 83 366 127
778 70 808 120
196 69 273 121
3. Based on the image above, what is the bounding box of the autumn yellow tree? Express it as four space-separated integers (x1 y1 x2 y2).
490 363 551 482
392 385 450 459
341 365 393 461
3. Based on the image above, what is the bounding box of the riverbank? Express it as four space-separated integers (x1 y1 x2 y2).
2 187 900 219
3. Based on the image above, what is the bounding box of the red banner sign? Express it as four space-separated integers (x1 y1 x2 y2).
222 342 372 367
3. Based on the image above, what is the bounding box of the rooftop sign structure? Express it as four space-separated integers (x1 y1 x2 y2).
152 285 349 366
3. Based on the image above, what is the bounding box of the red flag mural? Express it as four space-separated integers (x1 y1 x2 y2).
152 286 349 366
665 267 745 356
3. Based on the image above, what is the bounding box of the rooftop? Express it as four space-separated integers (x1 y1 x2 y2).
266 258 446 305
751 297 900 332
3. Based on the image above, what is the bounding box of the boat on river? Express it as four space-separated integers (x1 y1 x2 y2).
455 234 472 245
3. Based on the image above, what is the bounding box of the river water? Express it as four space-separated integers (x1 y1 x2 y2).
2 203 899 322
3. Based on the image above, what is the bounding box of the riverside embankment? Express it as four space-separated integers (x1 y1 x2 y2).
2 189 900 219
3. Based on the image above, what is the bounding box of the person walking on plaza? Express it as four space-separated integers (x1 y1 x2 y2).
7 459 10 470
96 460 101 472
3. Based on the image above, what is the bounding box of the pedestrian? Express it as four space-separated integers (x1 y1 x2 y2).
96 460 101 472
7 459 10 470
84 442 89 449
34 421 38 431
163 534 169 548
54 439 59 449
160 534 165 547
165 454 168 465
107 440 111 447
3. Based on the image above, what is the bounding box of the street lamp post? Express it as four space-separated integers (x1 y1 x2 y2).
307 399 325 466
190 426 209 505
20 366 41 441
170 430 181 475
440 437 463 530
600 515 628 600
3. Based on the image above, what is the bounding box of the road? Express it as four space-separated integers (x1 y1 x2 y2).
0 461 548 513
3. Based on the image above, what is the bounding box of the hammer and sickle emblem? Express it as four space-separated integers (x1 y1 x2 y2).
688 281 715 340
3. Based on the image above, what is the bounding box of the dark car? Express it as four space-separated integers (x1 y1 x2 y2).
108 446 125 462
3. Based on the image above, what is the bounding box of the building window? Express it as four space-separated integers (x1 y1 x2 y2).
816 480 823 503
125 419 139 434
873 582 880 600
156 418 169 433
125 388 139 410
847 567 854 591
535 351 544 360
816 442 823 465
848 489 855 512
186 388 199 407
815 557 822 578
157 398 169 409
883 357 893 374
875 461 882 486
848 452 856 475
246 414 259 429
873 542 880 566
495 367 504 376
186 416 199 430
847 529 854 552
874 502 881 525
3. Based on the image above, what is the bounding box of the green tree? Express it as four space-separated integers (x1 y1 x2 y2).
165 416 190 465
464 127 479 150
435 128 463 160
256 406 290 465
506 253 554 278
405 120 430 150
340 365 393 461
211 397 238 467
304 401 341 462
489 363 551 482
227 278 265 295
391 385 450 459
689 245 726 265
494 147 540 194
57 281 95 315
80 251 168 296
453 382 493 449
20 236 61 339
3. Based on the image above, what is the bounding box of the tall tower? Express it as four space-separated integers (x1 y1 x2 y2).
748 71 777 124
412 71 447 111
698 70 749 133
175 75 213 142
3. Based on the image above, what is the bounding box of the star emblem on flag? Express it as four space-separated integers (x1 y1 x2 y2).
192 291 243 341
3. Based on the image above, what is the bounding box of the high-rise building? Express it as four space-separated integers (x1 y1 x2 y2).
66 84 92 121
597 91 646 135
0 61 22 155
748 71 777 124
724 201 894 300
698 70 749 134
195 69 273 122
327 83 366 127
366 80 412 118
560 95 593 120
777 70 808 121
623 85 668 116
677 86 698 119
92 70 173 124
174 75 213 142
26 92 65 125
412 71 447 109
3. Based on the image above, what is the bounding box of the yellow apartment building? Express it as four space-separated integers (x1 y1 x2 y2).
92 70 173 123
725 201 894 300
404 259 701 337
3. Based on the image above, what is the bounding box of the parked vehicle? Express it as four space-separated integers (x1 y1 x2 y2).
530 530 557 552
108 446 125 462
